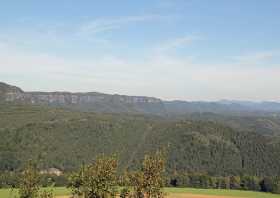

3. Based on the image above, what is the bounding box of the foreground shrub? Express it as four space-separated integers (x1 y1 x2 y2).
125 151 165 198
17 161 54 198
18 162 40 198
68 155 118 198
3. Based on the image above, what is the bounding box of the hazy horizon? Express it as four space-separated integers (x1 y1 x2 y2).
2 81 280 103
0 1 279 101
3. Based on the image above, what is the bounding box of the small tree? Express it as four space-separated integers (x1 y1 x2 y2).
68 164 86 197
229 176 240 190
127 151 165 198
142 151 165 198
68 155 118 198
18 161 54 198
18 162 40 198
129 171 145 198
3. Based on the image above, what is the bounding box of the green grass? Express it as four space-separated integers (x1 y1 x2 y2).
165 187 280 198
0 187 71 198
0 187 279 198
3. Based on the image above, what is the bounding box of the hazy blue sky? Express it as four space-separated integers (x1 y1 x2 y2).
0 0 279 101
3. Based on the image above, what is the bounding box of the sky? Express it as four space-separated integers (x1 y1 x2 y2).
0 0 279 101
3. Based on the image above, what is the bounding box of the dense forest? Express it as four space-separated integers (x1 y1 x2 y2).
1 83 280 195
1 104 280 178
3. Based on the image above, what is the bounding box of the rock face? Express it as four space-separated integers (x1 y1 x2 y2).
0 82 24 101
0 82 166 115
7 92 162 105
2 82 280 116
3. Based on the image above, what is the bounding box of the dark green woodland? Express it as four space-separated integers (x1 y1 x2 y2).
1 82 280 194
1 103 280 177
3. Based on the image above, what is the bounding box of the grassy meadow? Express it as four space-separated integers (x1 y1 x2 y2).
166 187 280 198
0 187 280 198
0 187 69 198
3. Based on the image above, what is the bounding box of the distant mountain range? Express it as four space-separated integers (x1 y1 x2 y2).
1 82 280 176
1 81 280 116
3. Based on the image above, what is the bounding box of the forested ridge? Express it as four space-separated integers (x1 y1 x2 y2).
2 82 280 117
1 104 280 178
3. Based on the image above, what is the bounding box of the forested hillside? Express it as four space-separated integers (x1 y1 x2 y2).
183 112 280 137
1 104 280 177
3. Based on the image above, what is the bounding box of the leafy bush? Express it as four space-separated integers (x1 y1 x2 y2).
126 151 165 198
68 155 118 198
18 162 40 198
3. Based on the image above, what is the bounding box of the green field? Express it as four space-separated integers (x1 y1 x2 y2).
0 187 280 198
0 187 70 198
166 187 280 198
